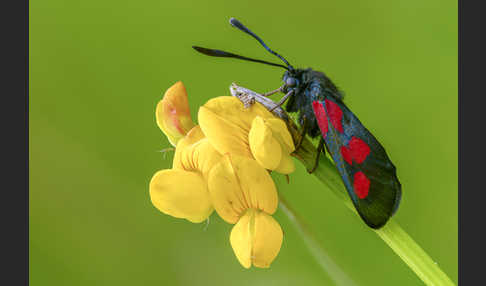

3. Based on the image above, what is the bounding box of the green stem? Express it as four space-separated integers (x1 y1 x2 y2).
375 220 454 286
279 196 358 286
292 133 455 286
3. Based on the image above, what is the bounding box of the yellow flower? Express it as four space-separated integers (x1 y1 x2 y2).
150 126 218 223
151 84 292 269
198 96 296 174
156 81 196 146
208 154 283 268
151 129 283 267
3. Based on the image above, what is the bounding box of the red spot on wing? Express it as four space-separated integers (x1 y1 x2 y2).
341 137 371 165
340 146 352 165
348 137 371 164
312 101 328 138
325 99 343 133
354 171 370 199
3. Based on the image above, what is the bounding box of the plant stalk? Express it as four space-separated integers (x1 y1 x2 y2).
279 195 359 286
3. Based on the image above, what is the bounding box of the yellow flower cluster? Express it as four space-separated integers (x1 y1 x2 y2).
150 81 295 268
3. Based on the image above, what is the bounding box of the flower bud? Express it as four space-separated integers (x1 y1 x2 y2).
156 81 195 146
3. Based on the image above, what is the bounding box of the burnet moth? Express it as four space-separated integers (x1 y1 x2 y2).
193 18 401 229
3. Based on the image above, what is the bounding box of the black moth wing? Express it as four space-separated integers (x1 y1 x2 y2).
313 95 402 229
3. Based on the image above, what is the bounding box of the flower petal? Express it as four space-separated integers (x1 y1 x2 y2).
202 96 275 129
156 81 195 146
208 154 278 223
207 155 249 224
231 155 278 214
249 116 282 170
274 153 295 174
229 209 253 269
198 96 276 158
230 209 283 269
251 210 283 268
264 118 295 154
149 169 212 223
173 125 205 170
179 139 222 179
198 105 252 158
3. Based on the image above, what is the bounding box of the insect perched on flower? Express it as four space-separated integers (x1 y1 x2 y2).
193 18 402 229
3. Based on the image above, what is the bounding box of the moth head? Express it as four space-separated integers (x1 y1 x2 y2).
282 69 304 94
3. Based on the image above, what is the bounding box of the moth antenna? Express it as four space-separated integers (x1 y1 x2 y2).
192 46 289 70
229 17 294 70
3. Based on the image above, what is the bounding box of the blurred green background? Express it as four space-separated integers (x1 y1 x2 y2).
30 0 457 285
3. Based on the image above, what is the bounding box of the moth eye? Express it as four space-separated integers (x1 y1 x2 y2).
286 77 296 87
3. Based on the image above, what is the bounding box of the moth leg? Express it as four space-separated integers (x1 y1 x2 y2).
308 137 325 174
262 84 285 97
270 90 294 112
295 115 308 150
